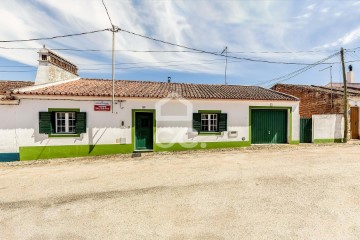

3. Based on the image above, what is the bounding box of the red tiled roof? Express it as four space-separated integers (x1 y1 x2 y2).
273 83 360 96
0 80 34 94
17 78 298 101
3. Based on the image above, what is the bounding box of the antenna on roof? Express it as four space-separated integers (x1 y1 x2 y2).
320 65 333 112
221 46 228 85
168 77 171 83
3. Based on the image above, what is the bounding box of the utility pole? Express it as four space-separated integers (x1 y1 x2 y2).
101 0 118 114
340 47 349 142
109 26 119 114
221 46 228 85
111 25 117 113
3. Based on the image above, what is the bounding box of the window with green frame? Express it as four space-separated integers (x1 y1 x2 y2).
193 111 227 133
39 109 87 136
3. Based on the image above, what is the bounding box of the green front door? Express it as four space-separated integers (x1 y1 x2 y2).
135 112 154 150
251 109 288 144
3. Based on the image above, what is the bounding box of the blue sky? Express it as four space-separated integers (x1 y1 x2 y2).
1 0 360 87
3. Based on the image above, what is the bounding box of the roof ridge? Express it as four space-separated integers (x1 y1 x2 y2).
80 78 255 87
14 78 298 101
259 86 299 101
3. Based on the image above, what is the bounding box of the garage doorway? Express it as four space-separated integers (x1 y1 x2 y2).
251 109 288 144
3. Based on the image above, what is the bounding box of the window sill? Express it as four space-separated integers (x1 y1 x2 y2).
48 134 81 138
198 132 222 135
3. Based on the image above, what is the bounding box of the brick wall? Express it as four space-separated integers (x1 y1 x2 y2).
271 85 344 118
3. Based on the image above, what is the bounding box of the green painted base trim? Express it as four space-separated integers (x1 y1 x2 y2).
313 138 344 143
19 144 133 161
154 141 251 152
290 140 300 145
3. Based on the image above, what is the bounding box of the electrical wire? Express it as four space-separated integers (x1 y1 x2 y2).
0 65 35 68
0 58 241 72
256 52 340 87
118 28 341 66
101 0 114 27
78 58 226 66
228 49 337 54
0 29 109 43
0 70 35 72
79 59 243 71
0 46 339 55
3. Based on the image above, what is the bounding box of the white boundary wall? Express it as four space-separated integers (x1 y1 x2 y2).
312 114 344 141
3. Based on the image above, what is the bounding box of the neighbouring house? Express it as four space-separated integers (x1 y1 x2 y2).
0 81 35 161
0 47 300 161
0 80 34 102
272 80 360 142
325 65 360 90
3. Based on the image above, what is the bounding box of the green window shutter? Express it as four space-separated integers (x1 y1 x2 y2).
39 112 52 134
193 113 201 132
75 112 87 134
219 113 227 132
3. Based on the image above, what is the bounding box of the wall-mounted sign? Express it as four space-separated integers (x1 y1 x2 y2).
94 104 111 112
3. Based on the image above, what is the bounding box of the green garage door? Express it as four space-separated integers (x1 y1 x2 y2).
251 109 288 144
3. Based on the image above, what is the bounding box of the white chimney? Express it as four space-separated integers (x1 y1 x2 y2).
347 65 355 83
35 46 78 85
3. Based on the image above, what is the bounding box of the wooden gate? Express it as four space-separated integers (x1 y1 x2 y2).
351 107 359 139
300 118 312 143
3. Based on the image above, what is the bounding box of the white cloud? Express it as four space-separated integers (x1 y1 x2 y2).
307 4 316 10
317 27 360 49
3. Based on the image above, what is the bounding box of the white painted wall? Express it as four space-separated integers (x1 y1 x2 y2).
0 97 300 153
0 105 18 153
312 114 344 140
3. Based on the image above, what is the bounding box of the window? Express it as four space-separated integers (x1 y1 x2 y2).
39 109 87 136
55 112 76 133
201 113 218 132
193 112 227 133
41 55 47 61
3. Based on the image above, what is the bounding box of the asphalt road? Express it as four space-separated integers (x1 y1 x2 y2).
1 144 360 240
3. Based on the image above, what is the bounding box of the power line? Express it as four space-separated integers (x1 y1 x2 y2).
228 49 337 54
1 44 358 65
0 65 35 68
101 0 114 27
256 52 340 87
117 28 344 66
79 58 226 66
0 46 339 55
0 70 36 72
79 59 243 71
0 58 225 69
0 29 109 43
0 43 350 66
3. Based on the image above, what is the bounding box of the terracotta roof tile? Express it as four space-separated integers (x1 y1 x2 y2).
0 80 34 94
18 78 298 101
273 83 360 97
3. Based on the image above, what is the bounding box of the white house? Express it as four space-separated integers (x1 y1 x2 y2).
0 47 300 161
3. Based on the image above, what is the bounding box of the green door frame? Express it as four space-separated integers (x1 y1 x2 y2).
132 109 156 151
249 106 293 144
